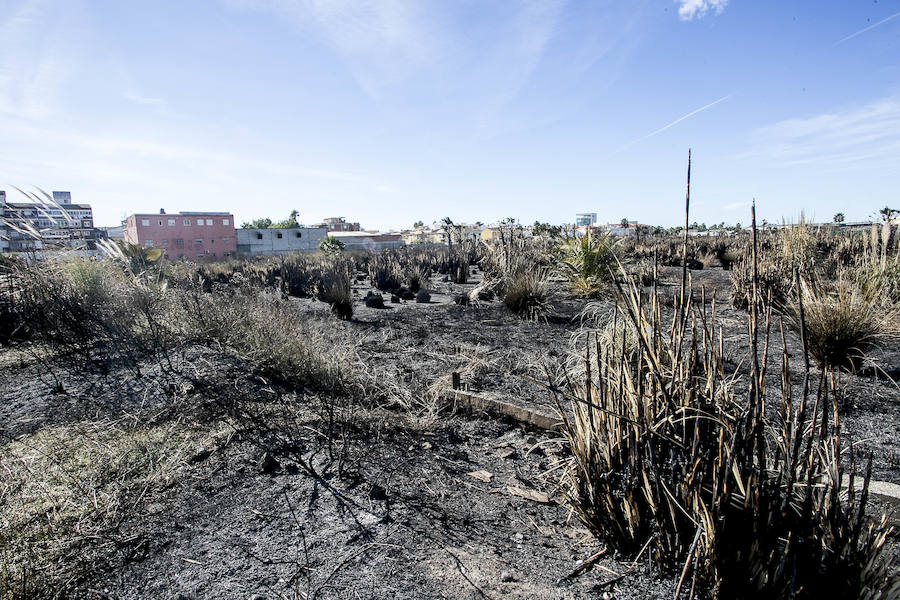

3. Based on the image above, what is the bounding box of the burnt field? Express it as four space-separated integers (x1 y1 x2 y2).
1 224 900 599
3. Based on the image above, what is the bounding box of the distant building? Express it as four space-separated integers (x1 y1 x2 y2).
236 227 327 256
598 221 639 237
96 225 125 240
404 223 483 246
575 213 597 227
331 231 403 251
319 217 361 232
124 210 236 260
480 224 531 244
402 227 446 245
0 190 97 253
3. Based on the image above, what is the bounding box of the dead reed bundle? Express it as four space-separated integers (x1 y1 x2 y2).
369 252 404 292
315 259 353 320
551 233 899 598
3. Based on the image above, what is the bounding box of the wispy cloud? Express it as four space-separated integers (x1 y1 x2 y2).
0 114 398 224
1 115 383 187
223 0 567 113
724 201 751 210
676 0 728 21
740 96 900 169
837 10 900 44
123 91 169 110
0 0 81 120
615 93 733 152
224 0 439 101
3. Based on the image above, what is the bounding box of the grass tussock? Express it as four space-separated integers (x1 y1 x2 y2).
1 258 175 378
787 279 899 372
1 254 354 393
502 267 549 320
178 285 351 393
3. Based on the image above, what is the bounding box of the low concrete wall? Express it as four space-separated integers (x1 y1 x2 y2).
237 227 327 256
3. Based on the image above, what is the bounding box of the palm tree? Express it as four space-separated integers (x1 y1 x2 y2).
557 230 618 297
97 239 163 279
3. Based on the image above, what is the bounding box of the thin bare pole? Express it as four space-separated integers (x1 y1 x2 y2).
750 200 760 408
680 149 691 311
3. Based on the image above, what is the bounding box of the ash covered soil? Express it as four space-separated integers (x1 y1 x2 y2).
334 265 900 484
1 265 898 598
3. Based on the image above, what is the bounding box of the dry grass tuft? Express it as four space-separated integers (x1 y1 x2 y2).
0 418 227 597
502 266 549 320
787 279 899 371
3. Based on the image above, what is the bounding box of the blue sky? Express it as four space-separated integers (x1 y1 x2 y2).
1 0 898 230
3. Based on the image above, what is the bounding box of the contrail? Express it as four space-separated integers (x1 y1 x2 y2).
838 10 900 44
614 93 733 153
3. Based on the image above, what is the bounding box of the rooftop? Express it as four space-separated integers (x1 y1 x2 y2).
179 211 233 215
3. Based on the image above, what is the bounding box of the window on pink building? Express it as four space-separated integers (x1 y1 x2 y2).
205 219 212 226
168 219 175 226
184 219 190 226
222 219 230 226
141 219 150 226
196 219 203 226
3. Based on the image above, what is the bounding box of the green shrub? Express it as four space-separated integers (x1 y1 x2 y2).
556 230 618 297
319 236 345 254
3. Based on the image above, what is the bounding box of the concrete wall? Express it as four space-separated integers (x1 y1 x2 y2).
236 227 327 256
330 232 404 252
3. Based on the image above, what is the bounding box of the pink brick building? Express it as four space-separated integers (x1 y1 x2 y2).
123 210 237 260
